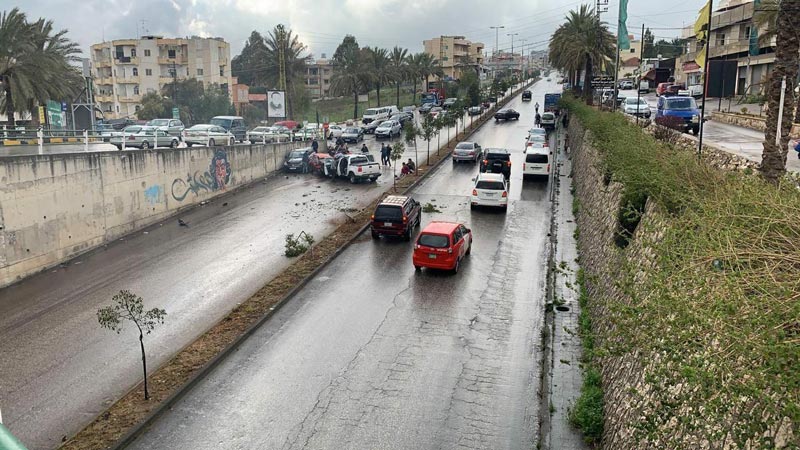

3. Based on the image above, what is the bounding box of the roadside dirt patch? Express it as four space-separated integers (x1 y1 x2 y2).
59 83 531 450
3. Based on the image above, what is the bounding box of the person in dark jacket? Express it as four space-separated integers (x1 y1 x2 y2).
311 138 319 153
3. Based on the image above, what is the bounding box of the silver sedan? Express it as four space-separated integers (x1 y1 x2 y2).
183 124 236 147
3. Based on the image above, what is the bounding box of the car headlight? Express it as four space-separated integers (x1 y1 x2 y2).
691 114 700 122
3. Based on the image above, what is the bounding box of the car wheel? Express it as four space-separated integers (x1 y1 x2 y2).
414 265 421 271
230 138 235 146
416 215 421 228
141 141 150 149
349 172 357 184
115 145 122 150
186 143 193 147
170 139 178 148
371 230 379 239
209 138 215 146
470 204 475 210
453 257 461 274
403 228 411 242
466 240 472 255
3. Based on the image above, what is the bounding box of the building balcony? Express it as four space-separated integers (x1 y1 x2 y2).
117 76 140 84
95 95 114 103
114 56 139 64
95 59 112 68
709 42 749 58
159 76 182 84
96 77 114 85
158 56 188 65
119 95 141 103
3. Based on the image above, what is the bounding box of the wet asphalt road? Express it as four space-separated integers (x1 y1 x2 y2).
126 81 557 450
0 82 533 449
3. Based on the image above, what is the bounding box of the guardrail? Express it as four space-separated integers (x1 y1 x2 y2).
0 128 109 150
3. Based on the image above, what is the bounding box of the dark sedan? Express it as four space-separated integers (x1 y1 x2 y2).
494 109 520 121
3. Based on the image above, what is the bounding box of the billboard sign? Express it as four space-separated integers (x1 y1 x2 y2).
267 90 286 118
46 100 65 130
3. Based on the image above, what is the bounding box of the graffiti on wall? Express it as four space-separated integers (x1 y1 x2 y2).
171 150 232 202
144 185 163 205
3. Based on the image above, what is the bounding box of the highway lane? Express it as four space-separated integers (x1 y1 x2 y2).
0 83 534 449
126 80 559 450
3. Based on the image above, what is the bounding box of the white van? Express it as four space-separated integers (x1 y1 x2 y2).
362 106 399 124
523 147 551 180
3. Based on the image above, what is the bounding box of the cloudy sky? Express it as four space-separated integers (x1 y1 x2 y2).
14 0 707 59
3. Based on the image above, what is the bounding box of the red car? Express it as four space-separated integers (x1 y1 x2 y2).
656 83 673 96
413 221 472 273
273 120 299 130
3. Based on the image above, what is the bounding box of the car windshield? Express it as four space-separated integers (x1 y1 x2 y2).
476 180 505 190
542 114 554 120
374 205 403 220
345 128 359 133
528 135 546 142
123 126 142 133
626 98 646 105
456 143 474 149
210 118 231 127
148 119 169 126
418 233 449 248
289 150 306 159
665 98 697 110
487 152 510 161
364 108 379 115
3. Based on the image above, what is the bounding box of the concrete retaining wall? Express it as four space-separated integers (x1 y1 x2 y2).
711 111 800 138
0 142 300 287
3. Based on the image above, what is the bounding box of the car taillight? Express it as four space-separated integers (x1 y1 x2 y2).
414 244 420 250
482 160 488 165
507 161 512 167
523 163 526 170
547 164 550 173
543 142 548 147
502 191 508 198
526 142 532 147
472 189 477 196
402 215 408 223
371 214 375 220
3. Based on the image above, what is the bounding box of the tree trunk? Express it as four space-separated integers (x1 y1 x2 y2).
4 77 15 128
139 331 149 400
353 91 359 120
377 83 381 107
413 79 418 105
396 83 401 108
583 56 594 104
761 0 800 182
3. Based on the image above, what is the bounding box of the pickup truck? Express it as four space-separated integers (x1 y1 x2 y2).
323 153 381 183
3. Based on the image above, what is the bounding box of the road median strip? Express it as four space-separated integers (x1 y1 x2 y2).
59 80 536 450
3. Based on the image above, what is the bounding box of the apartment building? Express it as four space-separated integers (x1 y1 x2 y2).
423 36 485 80
617 37 643 79
675 0 775 96
305 57 333 99
91 35 234 119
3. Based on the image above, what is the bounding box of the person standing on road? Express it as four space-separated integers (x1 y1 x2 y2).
535 113 542 127
381 143 390 167
534 102 540 114
311 138 319 153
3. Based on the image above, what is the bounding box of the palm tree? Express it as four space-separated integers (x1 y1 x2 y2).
331 42 369 119
549 5 614 102
418 53 444 92
753 0 778 46
366 47 391 107
389 46 408 107
0 8 82 127
263 24 311 119
760 0 800 182
406 53 425 104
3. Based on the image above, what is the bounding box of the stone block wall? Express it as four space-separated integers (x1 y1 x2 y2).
711 111 800 138
0 142 301 287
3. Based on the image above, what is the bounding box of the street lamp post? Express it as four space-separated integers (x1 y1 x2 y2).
490 26 504 79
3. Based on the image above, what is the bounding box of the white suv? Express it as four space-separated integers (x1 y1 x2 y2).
523 147 551 180
471 172 508 212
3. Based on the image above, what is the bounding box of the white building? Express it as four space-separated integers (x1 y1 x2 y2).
90 35 234 119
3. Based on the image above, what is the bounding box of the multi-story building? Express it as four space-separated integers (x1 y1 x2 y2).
617 37 643 79
487 51 522 74
305 57 333 99
423 36 485 80
91 35 234 119
675 0 775 96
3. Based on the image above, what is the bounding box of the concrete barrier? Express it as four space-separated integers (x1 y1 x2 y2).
0 142 303 287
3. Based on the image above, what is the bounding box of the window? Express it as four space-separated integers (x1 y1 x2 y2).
132 68 138 76
133 86 139 95
145 68 152 76
135 105 140 112
131 48 136 57
144 49 151 57
220 66 225 76
197 68 204 76
630 48 635 53
168 49 176 58
443 56 449 61
716 33 725 46
116 105 120 113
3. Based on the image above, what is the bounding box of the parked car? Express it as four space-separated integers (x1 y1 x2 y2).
390 112 412 126
402 106 415 114
247 126 291 143
146 118 185 138
619 80 634 90
638 80 650 93
540 112 557 131
468 105 483 116
480 148 512 179
621 97 651 118
471 172 509 211
210 116 247 142
375 120 402 139
526 132 548 150
664 84 686 96
429 107 444 119
523 146 551 180
183 124 236 147
656 82 673 96
452 141 483 163
110 126 179 149
273 120 300 131
419 103 435 114
341 126 365 143
283 147 314 173
328 124 345 138
370 195 422 241
362 106 393 124
522 90 532 101
324 153 381 183
494 109 520 121
656 95 701 135
527 127 547 139
443 98 458 109
412 221 473 273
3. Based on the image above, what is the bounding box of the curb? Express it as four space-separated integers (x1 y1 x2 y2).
106 79 537 449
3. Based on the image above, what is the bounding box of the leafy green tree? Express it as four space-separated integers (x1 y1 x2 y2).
406 53 425 104
231 31 269 86
642 28 655 58
159 79 233 125
458 71 481 106
0 8 82 127
241 103 265 127
330 35 369 119
389 46 408 107
97 290 166 400
403 121 421 169
420 113 438 165
136 92 169 120
390 141 405 190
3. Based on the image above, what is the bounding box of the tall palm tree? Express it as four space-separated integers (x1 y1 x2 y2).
0 8 81 127
418 53 444 92
549 5 614 102
331 42 369 119
760 0 800 182
263 24 311 119
389 46 408 107
406 53 425 104
367 47 391 106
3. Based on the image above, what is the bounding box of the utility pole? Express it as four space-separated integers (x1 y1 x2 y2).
507 33 519 55
636 23 645 125
519 39 528 79
697 0 713 158
490 25 504 79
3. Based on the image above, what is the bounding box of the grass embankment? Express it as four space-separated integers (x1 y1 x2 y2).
565 96 799 448
299 89 418 124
